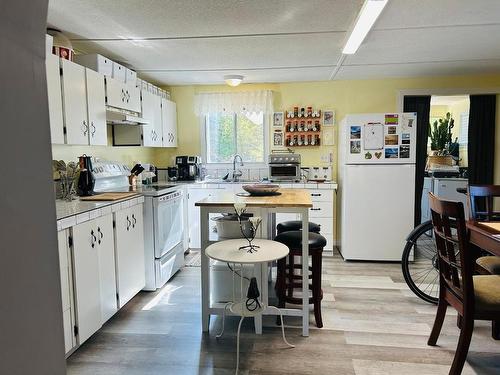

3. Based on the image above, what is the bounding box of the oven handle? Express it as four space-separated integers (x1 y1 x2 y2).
269 163 300 167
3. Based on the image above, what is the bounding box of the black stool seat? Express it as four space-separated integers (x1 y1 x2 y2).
277 220 321 234
275 230 327 249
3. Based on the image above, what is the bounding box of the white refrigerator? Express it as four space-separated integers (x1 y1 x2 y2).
339 113 417 261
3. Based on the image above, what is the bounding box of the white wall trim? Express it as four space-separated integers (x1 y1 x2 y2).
397 87 500 112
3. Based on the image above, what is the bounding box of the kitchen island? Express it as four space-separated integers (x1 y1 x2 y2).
195 188 313 336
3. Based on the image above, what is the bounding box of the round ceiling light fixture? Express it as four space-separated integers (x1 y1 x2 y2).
224 75 244 87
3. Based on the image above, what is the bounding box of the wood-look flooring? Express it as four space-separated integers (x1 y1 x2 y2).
67 251 500 374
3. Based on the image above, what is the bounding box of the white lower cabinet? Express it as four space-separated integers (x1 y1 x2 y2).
114 204 145 308
58 203 145 351
187 187 222 248
71 218 103 345
57 229 76 354
95 214 118 323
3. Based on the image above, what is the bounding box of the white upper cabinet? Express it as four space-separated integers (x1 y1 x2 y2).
141 90 162 147
61 59 88 145
85 68 107 146
106 77 141 113
60 59 108 146
161 98 178 148
46 55 65 144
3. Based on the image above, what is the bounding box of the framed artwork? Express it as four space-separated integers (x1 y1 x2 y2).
323 110 335 126
273 112 284 127
273 130 284 146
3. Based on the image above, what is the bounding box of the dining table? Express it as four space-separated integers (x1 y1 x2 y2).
467 221 500 256
195 188 313 337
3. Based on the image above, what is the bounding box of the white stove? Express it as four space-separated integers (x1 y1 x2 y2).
92 160 186 290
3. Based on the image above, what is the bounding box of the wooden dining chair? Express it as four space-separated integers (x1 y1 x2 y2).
468 185 500 275
428 193 500 375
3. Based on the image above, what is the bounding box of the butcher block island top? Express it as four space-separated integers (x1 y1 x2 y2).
195 188 312 208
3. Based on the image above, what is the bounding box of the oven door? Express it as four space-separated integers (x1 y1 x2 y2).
153 190 184 258
269 163 300 181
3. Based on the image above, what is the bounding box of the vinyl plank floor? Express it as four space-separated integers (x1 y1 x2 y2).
67 250 499 374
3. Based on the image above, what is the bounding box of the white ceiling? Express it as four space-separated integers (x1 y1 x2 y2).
47 0 500 86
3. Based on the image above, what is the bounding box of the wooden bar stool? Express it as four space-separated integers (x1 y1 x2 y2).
274 230 326 328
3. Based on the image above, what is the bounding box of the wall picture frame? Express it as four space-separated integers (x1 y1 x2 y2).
273 112 284 127
323 110 335 126
273 130 284 146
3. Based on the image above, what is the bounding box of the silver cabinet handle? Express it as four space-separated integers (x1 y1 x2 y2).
132 214 136 228
126 216 131 231
90 121 96 137
90 229 97 248
82 120 88 135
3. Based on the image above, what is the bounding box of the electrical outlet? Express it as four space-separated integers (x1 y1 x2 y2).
320 153 332 163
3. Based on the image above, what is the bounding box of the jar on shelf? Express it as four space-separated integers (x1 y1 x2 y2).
307 106 312 117
307 120 312 131
315 134 320 145
293 106 298 117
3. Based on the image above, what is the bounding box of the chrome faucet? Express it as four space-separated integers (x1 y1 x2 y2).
232 154 244 182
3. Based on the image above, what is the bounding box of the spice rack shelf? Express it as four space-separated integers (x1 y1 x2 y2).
283 107 322 147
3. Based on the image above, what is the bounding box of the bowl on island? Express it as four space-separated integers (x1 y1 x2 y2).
242 184 280 196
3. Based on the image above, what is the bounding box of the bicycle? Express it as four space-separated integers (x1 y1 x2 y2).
401 220 440 304
402 187 467 304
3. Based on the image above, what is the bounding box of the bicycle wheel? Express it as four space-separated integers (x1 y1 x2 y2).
402 221 439 304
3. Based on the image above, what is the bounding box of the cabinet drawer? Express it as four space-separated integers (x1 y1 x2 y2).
309 202 332 218
313 217 333 234
308 189 333 202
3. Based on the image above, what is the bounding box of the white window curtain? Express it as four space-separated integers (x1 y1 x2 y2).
194 90 273 116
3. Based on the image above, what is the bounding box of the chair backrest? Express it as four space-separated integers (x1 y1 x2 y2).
429 193 474 308
468 184 500 221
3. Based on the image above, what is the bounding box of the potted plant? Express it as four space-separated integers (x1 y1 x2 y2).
427 112 455 168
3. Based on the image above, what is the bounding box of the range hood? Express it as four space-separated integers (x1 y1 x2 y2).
106 108 148 125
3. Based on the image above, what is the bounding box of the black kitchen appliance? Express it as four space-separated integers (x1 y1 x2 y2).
175 156 201 181
77 154 95 196
167 166 179 181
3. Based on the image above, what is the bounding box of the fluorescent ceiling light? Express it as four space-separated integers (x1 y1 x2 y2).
224 75 244 87
342 0 388 54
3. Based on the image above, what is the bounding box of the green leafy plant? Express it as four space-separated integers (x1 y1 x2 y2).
428 112 455 154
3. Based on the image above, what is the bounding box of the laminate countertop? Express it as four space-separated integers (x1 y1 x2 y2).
55 195 143 221
195 188 313 208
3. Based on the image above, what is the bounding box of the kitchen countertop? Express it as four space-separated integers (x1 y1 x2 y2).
56 195 143 221
195 188 313 208
55 179 336 221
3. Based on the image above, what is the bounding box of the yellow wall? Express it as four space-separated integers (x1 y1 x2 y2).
160 74 500 178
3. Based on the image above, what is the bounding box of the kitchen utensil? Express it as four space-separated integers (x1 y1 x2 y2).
130 163 142 175
133 166 145 176
242 184 280 196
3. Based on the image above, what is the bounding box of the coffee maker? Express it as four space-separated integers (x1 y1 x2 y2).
176 156 201 181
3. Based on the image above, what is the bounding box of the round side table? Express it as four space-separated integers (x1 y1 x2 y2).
205 238 294 374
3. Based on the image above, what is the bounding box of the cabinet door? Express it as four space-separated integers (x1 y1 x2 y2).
142 91 162 147
71 219 101 344
187 189 221 248
61 59 89 145
106 77 127 110
95 214 117 323
125 83 141 113
161 98 177 147
168 100 178 147
85 68 107 146
114 206 146 308
46 55 65 144
57 229 75 353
